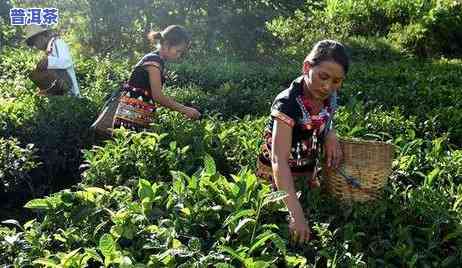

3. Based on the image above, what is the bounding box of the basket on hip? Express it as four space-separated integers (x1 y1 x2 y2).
90 89 122 138
113 95 156 129
29 68 71 96
322 138 394 202
90 87 156 138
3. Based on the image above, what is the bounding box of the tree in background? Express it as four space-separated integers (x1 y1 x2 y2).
0 0 15 48
8 0 303 58
0 0 11 21
267 0 462 58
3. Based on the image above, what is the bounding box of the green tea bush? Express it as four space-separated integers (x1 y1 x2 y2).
335 104 418 142
0 14 19 49
394 135 454 187
2 159 292 267
0 48 39 98
303 185 462 266
0 48 130 193
0 46 129 103
170 56 296 91
267 7 352 59
165 83 277 119
151 111 267 174
0 137 39 196
319 0 431 36
75 55 130 105
4 154 461 266
1 20 461 266
0 95 97 191
218 116 267 173
267 0 461 58
389 1 462 57
420 143 462 187
81 130 191 187
82 110 266 188
341 57 462 145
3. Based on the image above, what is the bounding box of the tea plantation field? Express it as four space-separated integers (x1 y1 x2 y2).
1 46 462 267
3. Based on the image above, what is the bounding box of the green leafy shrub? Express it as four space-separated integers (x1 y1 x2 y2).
82 111 266 187
0 137 39 195
1 16 462 267
319 0 431 36
150 111 268 174
170 56 295 91
75 55 130 105
335 104 418 142
2 158 291 267
0 48 39 99
0 9 20 48
267 7 352 59
3 154 462 266
165 82 277 119
0 95 97 191
340 57 462 144
81 130 191 187
267 0 461 58
389 1 462 57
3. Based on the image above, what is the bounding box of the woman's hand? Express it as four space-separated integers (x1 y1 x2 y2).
288 210 311 245
324 130 342 168
183 106 201 120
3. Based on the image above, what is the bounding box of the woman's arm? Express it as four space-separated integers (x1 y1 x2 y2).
146 65 200 119
146 65 188 113
272 119 310 243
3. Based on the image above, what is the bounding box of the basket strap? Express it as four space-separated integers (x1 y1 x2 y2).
336 167 361 188
335 168 380 195
311 130 321 182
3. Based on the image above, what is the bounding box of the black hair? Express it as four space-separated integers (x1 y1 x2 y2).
305 40 350 75
147 25 191 48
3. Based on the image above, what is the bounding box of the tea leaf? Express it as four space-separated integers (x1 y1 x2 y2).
99 233 116 258
138 179 154 200
188 237 202 252
32 259 59 268
263 191 288 207
1 219 23 230
285 254 308 268
224 209 256 227
119 256 133 268
24 198 52 210
234 218 255 234
244 258 271 268
220 246 246 263
84 187 108 194
204 154 217 175
4 234 21 245
62 248 82 267
425 167 440 187
249 231 277 254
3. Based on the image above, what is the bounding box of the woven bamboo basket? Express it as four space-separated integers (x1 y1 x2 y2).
322 138 394 202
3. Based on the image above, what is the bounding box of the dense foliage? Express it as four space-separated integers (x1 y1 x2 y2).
268 0 462 58
1 0 462 266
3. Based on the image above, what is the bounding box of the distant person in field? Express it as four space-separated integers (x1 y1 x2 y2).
111 24 201 131
25 25 80 97
257 40 350 245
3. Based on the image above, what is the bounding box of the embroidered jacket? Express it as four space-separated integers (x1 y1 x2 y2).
260 76 337 170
